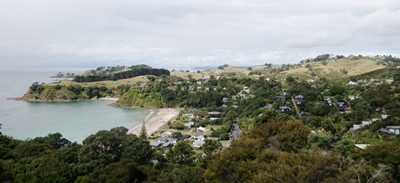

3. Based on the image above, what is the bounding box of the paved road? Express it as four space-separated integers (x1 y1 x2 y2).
232 123 241 140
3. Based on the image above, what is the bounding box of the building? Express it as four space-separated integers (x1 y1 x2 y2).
294 95 304 105
279 106 291 112
380 126 400 135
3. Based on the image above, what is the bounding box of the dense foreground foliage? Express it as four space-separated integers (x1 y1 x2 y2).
1 119 400 182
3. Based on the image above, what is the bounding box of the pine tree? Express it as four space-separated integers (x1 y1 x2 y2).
139 121 147 139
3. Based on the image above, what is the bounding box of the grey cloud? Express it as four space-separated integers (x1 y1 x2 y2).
1 0 400 69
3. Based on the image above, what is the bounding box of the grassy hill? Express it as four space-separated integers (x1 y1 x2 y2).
49 57 389 89
51 75 149 88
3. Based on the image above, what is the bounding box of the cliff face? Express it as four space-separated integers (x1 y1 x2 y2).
117 89 166 108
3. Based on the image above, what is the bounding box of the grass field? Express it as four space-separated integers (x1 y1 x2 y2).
49 75 149 88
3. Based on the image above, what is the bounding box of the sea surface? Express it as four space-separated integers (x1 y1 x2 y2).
0 68 150 143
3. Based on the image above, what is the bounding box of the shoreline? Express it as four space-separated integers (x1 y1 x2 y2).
7 96 119 103
128 108 180 136
8 96 179 137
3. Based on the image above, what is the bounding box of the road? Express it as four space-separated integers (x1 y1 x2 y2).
231 123 241 140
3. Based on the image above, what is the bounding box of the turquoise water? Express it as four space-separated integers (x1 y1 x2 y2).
0 69 149 143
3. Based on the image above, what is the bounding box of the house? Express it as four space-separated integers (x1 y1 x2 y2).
307 79 315 83
210 117 220 121
193 132 205 141
139 84 146 89
382 114 390 119
197 86 202 90
348 95 358 100
192 141 205 148
355 144 370 150
161 142 172 148
337 100 348 112
279 106 291 112
243 86 249 93
265 103 274 109
351 124 362 131
183 122 195 129
149 141 162 148
197 81 202 85
361 119 372 126
161 131 172 138
155 137 169 143
232 105 238 108
222 97 229 103
275 96 285 101
380 126 400 135
207 137 219 141
324 97 335 106
202 76 211 81
208 111 221 115
239 92 249 99
222 104 227 108
205 87 210 92
197 126 207 132
371 118 381 122
294 95 304 105
188 86 194 91
348 81 358 86
185 113 195 119
167 138 178 144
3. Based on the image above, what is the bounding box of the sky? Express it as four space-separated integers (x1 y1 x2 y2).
1 0 400 69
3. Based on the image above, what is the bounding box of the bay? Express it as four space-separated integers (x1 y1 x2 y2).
0 68 149 143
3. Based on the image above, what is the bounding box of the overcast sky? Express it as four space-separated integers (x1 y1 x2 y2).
1 0 400 69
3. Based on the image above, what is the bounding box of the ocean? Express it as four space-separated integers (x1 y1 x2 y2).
0 69 150 143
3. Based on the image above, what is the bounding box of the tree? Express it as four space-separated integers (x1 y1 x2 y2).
139 121 147 139
202 139 222 156
78 127 152 173
81 159 147 183
32 132 71 149
167 141 193 165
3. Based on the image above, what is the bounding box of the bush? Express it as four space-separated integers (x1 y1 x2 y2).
219 133 230 140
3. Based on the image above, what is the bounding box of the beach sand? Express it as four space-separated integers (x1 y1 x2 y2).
129 108 180 136
98 97 119 101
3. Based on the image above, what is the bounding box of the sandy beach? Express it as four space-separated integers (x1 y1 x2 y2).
97 97 119 101
129 108 180 136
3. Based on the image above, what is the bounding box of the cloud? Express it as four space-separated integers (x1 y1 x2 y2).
0 0 400 69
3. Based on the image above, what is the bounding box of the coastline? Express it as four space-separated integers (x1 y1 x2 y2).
7 96 119 102
128 108 180 136
8 95 179 137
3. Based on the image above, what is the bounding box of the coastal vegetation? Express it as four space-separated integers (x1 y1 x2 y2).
3 54 400 182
